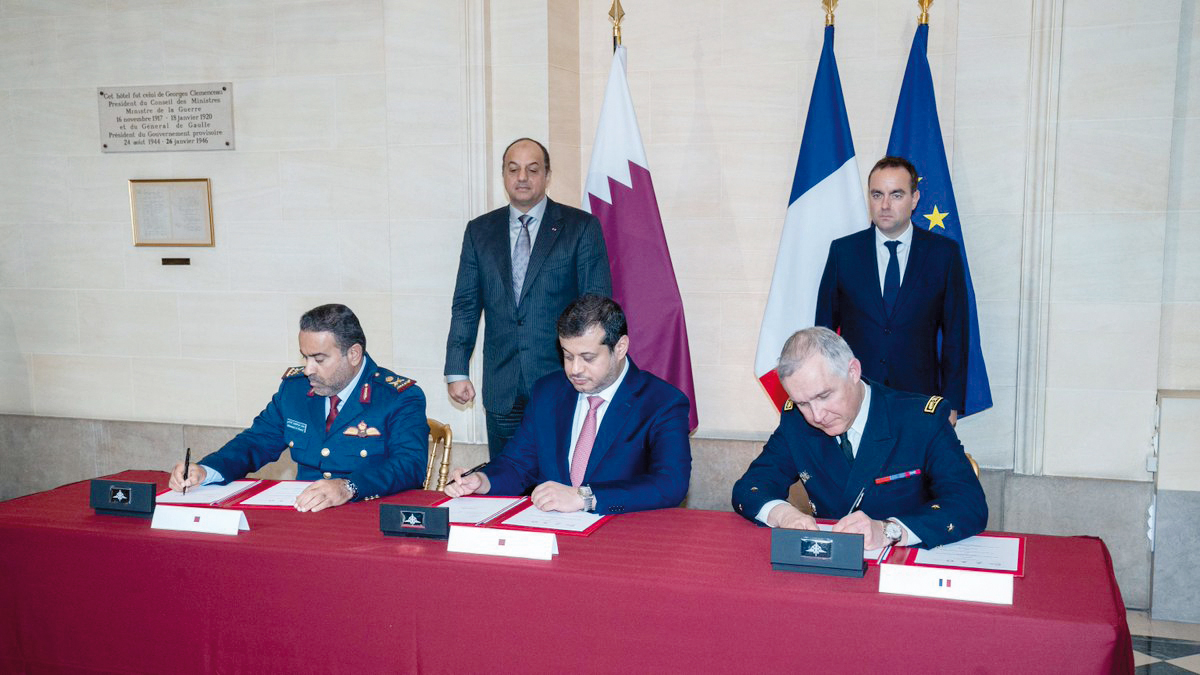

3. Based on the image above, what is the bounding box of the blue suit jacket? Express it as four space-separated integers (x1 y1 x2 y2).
732 382 986 548
200 354 428 501
445 199 612 414
485 359 691 514
815 225 968 411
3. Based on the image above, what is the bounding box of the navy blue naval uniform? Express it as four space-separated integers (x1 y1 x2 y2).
732 381 986 548
200 353 428 501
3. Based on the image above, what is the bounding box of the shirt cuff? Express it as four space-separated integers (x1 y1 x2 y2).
198 464 223 485
755 499 788 526
445 374 468 383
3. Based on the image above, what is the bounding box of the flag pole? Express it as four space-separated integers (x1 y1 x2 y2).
918 0 932 25
609 0 624 52
823 0 838 27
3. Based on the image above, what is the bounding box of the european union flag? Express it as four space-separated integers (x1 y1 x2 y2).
887 24 992 416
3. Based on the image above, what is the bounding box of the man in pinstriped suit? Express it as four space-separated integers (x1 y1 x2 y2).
445 138 612 459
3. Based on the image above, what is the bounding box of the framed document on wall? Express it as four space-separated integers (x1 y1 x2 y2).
129 178 214 246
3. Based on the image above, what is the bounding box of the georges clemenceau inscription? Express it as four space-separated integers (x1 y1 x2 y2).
97 83 234 153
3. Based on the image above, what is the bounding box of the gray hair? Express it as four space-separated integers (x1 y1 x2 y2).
777 327 854 379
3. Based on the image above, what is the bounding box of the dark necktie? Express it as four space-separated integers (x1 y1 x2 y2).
838 433 854 463
512 214 533 302
883 240 901 315
326 395 340 433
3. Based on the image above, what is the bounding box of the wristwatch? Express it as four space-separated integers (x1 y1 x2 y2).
343 479 359 501
578 485 596 512
882 519 903 544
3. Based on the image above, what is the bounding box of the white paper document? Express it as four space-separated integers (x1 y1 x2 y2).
501 504 603 533
912 535 1022 573
238 481 313 507
156 480 260 505
443 496 525 524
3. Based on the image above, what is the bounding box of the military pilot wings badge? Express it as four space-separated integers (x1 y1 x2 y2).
344 421 382 438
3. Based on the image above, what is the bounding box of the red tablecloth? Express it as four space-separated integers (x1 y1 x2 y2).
0 471 1132 674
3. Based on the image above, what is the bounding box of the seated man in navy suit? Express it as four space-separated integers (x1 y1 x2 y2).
167 304 428 513
444 294 691 514
733 327 985 550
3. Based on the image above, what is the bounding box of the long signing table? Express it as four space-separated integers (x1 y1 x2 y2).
0 471 1132 673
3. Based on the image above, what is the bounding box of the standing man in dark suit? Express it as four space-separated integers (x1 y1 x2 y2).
732 327 985 550
446 138 612 458
444 295 691 515
815 156 968 423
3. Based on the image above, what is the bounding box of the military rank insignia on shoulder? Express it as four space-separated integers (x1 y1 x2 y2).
281 366 306 379
380 373 415 393
923 395 944 414
783 399 795 412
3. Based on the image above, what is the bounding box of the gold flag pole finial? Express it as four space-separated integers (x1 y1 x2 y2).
822 0 838 27
609 0 625 51
918 0 933 25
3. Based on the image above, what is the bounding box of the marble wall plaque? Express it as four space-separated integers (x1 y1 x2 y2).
97 83 234 153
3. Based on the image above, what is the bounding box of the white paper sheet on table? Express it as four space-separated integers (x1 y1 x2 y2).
442 496 525 524
156 480 260 505
237 481 313 507
912 535 1022 572
500 504 603 533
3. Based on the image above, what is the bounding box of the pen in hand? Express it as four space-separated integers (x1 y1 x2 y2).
455 461 488 483
182 447 191 494
846 487 865 517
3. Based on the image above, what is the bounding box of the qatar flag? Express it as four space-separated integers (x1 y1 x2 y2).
585 45 698 430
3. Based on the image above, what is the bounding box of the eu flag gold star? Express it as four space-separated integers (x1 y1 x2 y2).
924 206 949 230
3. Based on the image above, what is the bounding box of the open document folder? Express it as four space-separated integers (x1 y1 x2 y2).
156 480 260 506
437 496 610 536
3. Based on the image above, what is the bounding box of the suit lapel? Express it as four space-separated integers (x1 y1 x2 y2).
485 208 518 312
330 357 371 440
859 228 889 320
554 379 577 481
584 362 637 481
891 226 929 319
519 200 562 306
844 384 896 504
308 389 329 441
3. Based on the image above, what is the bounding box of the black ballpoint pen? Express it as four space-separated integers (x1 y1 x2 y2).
182 447 191 494
457 461 488 482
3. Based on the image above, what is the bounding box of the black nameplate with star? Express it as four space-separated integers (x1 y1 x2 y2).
770 528 867 578
380 503 449 540
89 479 156 518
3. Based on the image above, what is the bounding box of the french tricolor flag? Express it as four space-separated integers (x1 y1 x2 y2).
754 25 866 410
585 45 699 430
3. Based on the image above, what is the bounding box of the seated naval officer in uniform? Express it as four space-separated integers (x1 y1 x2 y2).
168 303 428 512
443 294 691 515
732 326 986 549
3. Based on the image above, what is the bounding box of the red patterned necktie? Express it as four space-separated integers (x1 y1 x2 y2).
570 396 604 487
326 394 340 433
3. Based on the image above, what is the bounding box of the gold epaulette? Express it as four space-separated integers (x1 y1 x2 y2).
380 373 415 393
923 395 944 414
281 366 305 379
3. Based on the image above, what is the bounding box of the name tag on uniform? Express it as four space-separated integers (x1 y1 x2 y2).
286 419 307 433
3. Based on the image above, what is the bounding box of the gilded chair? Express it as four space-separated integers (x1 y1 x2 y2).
424 418 453 491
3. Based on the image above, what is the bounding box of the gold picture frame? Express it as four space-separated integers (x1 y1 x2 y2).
129 178 215 246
